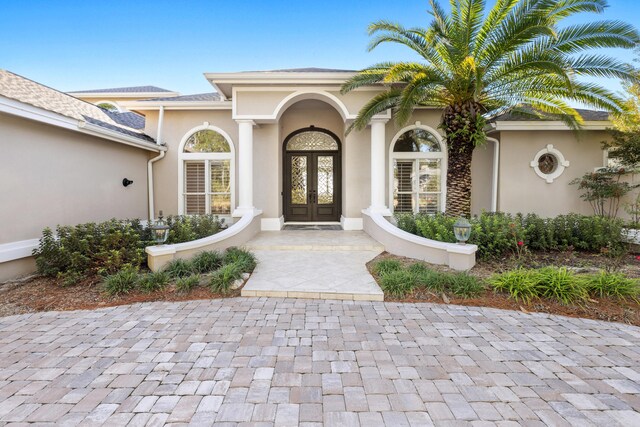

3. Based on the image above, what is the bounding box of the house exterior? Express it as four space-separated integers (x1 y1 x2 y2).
0 68 614 280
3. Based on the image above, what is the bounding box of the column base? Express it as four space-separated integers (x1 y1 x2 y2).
366 206 393 217
232 207 262 218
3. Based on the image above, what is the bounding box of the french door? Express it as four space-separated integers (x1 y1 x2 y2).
284 152 341 221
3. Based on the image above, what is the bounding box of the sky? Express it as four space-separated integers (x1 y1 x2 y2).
0 0 638 96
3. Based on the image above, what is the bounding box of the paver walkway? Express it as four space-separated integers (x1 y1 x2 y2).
1 299 639 426
242 231 384 301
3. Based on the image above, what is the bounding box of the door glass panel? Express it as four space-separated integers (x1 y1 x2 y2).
290 156 308 204
287 131 338 151
317 156 334 204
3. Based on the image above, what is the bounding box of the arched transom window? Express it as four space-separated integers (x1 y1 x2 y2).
286 130 339 151
390 127 446 214
179 127 234 216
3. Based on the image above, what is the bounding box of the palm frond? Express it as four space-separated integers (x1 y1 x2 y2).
347 89 402 133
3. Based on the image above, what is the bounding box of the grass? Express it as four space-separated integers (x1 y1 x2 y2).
191 251 223 274
581 271 640 301
138 271 169 293
373 260 484 299
103 265 139 296
163 258 194 279
210 262 243 294
536 267 587 305
176 275 200 293
489 269 540 304
223 247 257 273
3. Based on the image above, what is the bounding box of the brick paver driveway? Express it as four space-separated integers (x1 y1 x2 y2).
1 298 639 426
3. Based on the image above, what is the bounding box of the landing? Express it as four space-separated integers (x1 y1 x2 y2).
241 231 384 301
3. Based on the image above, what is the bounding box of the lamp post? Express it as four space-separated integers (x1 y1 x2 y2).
453 218 472 245
150 210 170 244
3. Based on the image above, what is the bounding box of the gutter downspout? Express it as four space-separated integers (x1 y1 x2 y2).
148 106 165 221
490 138 500 212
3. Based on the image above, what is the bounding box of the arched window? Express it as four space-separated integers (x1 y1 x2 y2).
389 126 446 214
178 126 234 216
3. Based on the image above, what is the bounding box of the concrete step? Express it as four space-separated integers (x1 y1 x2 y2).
244 230 384 252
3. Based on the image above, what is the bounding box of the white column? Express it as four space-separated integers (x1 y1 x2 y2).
369 118 391 215
234 119 256 217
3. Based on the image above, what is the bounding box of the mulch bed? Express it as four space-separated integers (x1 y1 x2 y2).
0 276 239 318
368 251 640 327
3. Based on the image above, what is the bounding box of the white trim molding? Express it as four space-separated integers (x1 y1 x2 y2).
261 217 285 231
530 144 570 183
388 122 447 215
493 120 610 131
0 239 39 263
70 91 180 98
340 216 364 231
177 122 236 216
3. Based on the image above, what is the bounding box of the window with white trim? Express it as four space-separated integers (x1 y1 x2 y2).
391 128 445 214
181 129 233 215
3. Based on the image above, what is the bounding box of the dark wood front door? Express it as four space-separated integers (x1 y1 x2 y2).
284 152 341 221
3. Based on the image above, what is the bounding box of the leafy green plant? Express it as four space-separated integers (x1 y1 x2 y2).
446 272 485 298
570 168 636 218
210 263 243 294
138 271 169 293
407 263 445 293
372 259 403 276
103 265 139 296
582 271 640 300
394 213 418 235
489 269 541 304
191 251 223 274
176 274 200 293
163 259 194 279
379 269 416 299
165 215 225 244
223 248 257 272
535 267 588 305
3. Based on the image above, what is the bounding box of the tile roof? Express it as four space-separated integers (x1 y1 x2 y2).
0 69 154 142
492 106 609 122
68 85 174 94
243 67 356 73
142 92 222 102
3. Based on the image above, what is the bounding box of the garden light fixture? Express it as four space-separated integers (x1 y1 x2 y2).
453 218 471 244
151 210 170 244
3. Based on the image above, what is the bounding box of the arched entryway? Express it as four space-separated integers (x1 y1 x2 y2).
283 126 342 221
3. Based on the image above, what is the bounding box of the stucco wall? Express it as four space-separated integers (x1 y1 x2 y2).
497 129 608 216
0 113 150 246
146 110 240 217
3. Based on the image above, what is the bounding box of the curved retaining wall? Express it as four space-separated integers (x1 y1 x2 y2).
362 209 477 271
146 210 263 272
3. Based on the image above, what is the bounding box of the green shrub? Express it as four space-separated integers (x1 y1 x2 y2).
445 272 485 298
210 263 243 294
165 215 225 244
395 213 418 235
373 259 403 276
138 271 169 293
489 269 541 304
163 259 194 278
33 220 146 279
582 271 640 300
406 212 625 260
103 265 139 296
379 269 416 298
408 263 445 293
223 248 257 272
191 251 223 274
176 274 201 293
535 267 588 305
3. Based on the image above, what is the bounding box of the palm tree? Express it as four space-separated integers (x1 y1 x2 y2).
342 0 639 217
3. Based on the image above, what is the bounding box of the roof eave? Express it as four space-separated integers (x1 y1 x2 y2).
490 120 611 131
0 95 163 152
69 91 181 98
120 100 232 111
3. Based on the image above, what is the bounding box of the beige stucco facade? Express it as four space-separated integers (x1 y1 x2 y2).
0 69 616 280
0 113 152 280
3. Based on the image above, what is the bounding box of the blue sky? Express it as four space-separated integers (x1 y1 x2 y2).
0 0 637 95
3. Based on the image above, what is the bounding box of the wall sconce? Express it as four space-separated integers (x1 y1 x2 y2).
122 178 134 187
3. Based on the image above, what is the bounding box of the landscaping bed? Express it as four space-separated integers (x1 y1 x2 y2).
369 251 640 327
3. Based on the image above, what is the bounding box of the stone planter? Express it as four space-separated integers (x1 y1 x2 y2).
622 228 640 244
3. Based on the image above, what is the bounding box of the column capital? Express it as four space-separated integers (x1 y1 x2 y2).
369 117 390 125
235 119 257 126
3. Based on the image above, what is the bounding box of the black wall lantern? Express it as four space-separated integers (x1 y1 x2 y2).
122 178 134 187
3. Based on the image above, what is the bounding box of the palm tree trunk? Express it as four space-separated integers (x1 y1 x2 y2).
442 102 482 218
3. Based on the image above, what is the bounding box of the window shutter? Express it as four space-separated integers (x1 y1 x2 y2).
185 162 206 214
394 160 414 213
